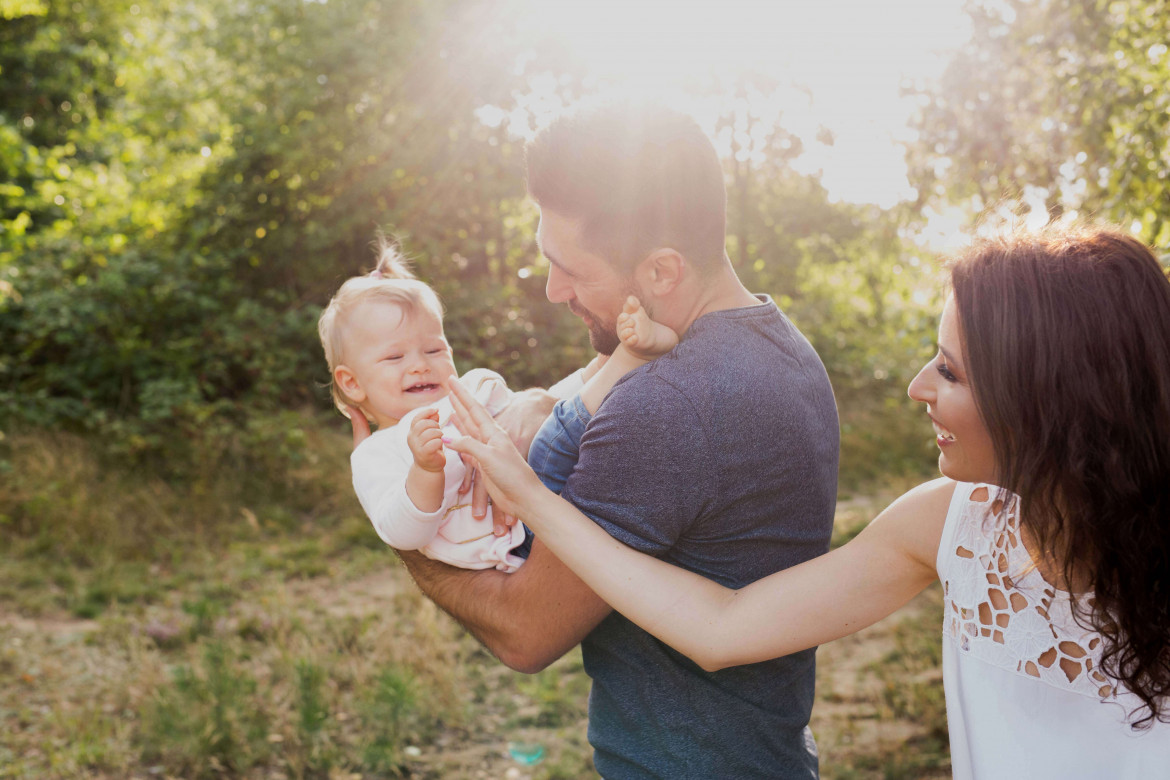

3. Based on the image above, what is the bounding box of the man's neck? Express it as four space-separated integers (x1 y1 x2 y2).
665 264 762 336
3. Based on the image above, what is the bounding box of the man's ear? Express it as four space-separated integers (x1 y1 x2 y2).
636 248 686 297
334 365 366 403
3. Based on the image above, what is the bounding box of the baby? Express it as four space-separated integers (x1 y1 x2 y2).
319 240 678 572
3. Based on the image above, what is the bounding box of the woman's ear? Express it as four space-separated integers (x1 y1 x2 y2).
334 365 366 403
637 248 686 296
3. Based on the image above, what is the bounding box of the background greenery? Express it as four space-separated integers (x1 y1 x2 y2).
2 0 1168 776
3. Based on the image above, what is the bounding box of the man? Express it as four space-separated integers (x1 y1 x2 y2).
359 100 839 778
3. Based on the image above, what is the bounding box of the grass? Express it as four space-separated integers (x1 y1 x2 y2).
0 420 946 778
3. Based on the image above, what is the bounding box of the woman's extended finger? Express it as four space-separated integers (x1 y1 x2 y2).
444 434 489 464
447 383 480 440
447 377 497 440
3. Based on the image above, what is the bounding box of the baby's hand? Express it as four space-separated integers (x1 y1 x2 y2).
408 409 446 473
617 296 679 360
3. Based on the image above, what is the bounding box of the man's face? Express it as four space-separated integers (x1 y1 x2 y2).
537 208 638 355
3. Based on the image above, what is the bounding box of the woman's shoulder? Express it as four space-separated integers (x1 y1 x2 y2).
864 478 959 572
885 478 960 521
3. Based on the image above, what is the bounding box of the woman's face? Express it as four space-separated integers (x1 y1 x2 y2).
907 296 998 484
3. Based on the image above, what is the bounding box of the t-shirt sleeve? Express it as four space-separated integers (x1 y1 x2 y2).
559 376 713 555
351 433 445 550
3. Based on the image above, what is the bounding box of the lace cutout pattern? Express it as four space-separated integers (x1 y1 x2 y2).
942 485 1116 702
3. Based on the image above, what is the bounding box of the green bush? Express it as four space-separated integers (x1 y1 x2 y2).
140 640 271 777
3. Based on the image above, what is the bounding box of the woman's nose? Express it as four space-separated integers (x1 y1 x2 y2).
907 361 934 404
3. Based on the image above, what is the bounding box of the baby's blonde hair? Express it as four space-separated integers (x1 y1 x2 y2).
318 236 445 418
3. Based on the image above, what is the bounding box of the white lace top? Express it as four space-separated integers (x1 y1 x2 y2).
937 482 1170 779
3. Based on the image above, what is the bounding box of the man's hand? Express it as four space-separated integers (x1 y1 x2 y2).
407 409 445 472
348 407 372 448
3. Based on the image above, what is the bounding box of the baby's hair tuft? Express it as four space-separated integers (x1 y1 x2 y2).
373 231 415 280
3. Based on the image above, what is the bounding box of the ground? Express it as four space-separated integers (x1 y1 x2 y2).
0 491 948 779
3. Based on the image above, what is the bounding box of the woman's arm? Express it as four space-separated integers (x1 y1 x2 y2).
446 376 952 670
525 479 950 669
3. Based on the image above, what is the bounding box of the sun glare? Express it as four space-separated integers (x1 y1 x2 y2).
498 0 971 210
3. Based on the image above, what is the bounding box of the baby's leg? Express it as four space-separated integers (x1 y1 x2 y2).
617 296 679 360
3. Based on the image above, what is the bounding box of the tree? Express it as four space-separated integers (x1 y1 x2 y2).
908 0 1170 246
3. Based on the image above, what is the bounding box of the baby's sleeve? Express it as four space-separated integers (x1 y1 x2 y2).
547 367 586 399
459 367 513 416
351 433 446 550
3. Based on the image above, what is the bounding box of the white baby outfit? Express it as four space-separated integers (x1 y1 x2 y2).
351 368 524 572
937 482 1170 779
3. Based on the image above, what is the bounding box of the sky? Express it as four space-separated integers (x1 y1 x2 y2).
496 0 975 210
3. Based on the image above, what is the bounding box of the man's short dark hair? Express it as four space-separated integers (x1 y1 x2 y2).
525 98 728 274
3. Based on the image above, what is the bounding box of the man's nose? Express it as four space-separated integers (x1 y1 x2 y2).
545 264 572 304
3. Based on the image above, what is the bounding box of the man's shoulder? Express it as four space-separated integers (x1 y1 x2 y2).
616 302 817 390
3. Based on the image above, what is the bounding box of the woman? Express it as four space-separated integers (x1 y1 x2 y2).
447 225 1170 778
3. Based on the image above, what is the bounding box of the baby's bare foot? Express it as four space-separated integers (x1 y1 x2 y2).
617 296 679 360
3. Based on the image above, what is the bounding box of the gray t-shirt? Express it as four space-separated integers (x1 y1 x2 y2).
561 296 839 779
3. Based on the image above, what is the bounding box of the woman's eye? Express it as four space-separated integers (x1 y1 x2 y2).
936 362 957 382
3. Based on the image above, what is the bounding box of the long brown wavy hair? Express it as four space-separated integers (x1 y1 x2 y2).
949 224 1170 727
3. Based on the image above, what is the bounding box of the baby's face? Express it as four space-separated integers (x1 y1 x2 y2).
337 300 458 427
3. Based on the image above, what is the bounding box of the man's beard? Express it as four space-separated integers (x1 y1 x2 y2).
569 300 621 355
568 286 643 356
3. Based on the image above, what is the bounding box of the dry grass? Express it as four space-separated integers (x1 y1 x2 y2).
0 428 947 779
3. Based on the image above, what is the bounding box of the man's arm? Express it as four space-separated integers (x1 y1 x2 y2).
397 537 612 673
350 380 610 672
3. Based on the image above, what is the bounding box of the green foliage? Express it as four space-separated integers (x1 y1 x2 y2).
0 417 352 581
511 655 591 729
140 640 272 777
0 0 594 463
359 666 417 775
0 0 952 495
295 659 329 739
909 0 1170 245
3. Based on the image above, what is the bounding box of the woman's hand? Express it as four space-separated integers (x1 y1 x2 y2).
445 376 547 523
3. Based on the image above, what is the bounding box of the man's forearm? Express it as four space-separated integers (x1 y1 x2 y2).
396 549 513 646
395 542 611 673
